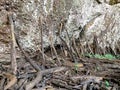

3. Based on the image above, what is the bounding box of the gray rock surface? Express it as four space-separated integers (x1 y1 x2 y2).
0 0 120 60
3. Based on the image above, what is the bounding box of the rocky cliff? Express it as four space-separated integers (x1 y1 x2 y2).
0 0 120 62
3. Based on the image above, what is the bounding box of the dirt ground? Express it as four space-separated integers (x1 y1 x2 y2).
0 45 120 90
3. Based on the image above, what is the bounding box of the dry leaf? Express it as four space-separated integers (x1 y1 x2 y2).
3 72 17 90
75 63 84 68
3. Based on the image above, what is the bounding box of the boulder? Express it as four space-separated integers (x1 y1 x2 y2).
0 0 119 60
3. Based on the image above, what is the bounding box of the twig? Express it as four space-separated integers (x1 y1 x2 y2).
8 13 17 75
26 67 66 90
32 86 55 90
72 37 81 60
25 71 42 90
18 78 28 90
59 37 76 62
39 16 45 65
52 78 79 90
15 38 41 72
49 34 61 65
9 14 41 72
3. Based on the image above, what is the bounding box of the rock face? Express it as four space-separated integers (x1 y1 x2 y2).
0 0 120 61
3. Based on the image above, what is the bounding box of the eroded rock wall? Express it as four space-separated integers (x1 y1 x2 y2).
0 0 120 62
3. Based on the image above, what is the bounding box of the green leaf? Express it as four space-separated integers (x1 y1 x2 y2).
74 63 78 71
96 66 100 70
104 54 116 60
94 54 104 59
84 53 117 60
84 53 93 58
105 80 110 87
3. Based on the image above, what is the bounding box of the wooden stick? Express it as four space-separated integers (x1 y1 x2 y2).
9 13 41 72
49 34 61 65
26 67 66 90
8 13 17 75
39 16 45 64
59 37 76 62
16 38 41 72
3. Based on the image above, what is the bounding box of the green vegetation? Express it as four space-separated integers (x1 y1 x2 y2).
84 53 119 60
105 80 110 88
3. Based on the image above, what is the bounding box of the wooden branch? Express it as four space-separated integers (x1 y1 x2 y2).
72 37 81 59
15 38 41 72
9 13 41 72
39 16 45 65
31 86 55 90
59 36 76 62
26 67 66 90
25 71 42 90
49 35 61 65
8 13 17 75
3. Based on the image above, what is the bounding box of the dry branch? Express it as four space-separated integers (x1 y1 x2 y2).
8 13 17 75
15 35 41 72
26 67 66 90
8 12 41 72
